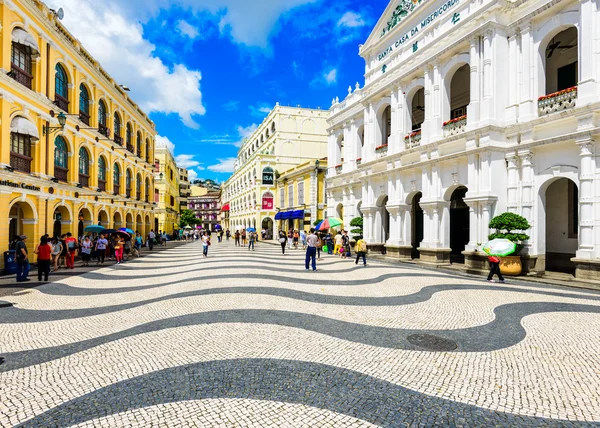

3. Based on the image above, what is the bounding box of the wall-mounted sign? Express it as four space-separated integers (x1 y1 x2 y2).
0 180 41 192
262 167 274 185
262 193 274 210
377 0 461 63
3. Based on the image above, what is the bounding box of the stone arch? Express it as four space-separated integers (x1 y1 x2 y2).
136 214 143 235
77 206 93 237
302 119 316 134
537 23 579 98
113 211 123 229
52 203 73 237
445 185 470 263
375 194 390 245
375 101 392 148
441 53 470 122
8 198 37 246
126 212 134 230
98 209 109 227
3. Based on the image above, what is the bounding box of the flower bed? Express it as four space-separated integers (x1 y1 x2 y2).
375 144 388 151
443 115 467 127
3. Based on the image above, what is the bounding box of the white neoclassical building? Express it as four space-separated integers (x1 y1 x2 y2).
326 0 600 278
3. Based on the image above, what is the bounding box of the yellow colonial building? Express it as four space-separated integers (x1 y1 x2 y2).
275 159 327 234
0 0 156 266
154 145 180 234
221 104 328 239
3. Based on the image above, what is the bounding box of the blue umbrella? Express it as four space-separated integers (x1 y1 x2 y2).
85 225 105 233
215 224 222 230
314 220 324 230
119 227 135 234
246 227 256 232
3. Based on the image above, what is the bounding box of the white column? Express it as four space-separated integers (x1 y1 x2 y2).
423 66 434 141
468 36 481 125
327 131 337 176
343 122 353 173
480 30 494 121
465 200 479 251
506 154 519 213
397 85 407 151
518 25 535 121
364 103 376 162
519 150 535 252
389 87 400 154
576 138 595 258
506 31 520 124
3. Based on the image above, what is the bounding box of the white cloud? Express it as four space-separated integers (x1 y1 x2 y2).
208 158 237 173
175 154 200 168
235 123 258 147
155 135 176 153
49 0 205 129
249 103 273 118
222 100 240 111
337 12 365 28
188 169 199 181
177 19 199 39
312 67 338 87
325 68 338 84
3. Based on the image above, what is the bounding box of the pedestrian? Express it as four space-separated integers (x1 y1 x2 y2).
248 232 256 251
95 233 108 265
316 232 323 261
342 231 351 257
287 230 293 249
15 235 30 282
80 236 93 266
279 230 287 255
226 229 231 241
241 230 247 247
293 230 299 249
305 228 318 271
325 232 334 255
59 234 68 269
355 238 367 266
161 231 168 247
300 229 307 249
487 255 505 283
65 232 78 269
124 238 132 260
148 230 156 250
114 235 124 264
202 233 210 257
34 236 52 281
134 233 143 257
51 237 62 272
235 230 241 246
333 231 343 255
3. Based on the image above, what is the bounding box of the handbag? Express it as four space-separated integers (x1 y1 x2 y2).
322 245 328 253
81 247 92 254
279 237 286 243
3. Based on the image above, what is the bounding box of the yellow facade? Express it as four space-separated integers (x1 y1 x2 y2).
154 146 180 235
276 159 328 234
0 0 156 265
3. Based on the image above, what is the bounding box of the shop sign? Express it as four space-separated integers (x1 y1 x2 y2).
377 0 461 62
0 180 41 192
262 167 274 185
262 195 274 210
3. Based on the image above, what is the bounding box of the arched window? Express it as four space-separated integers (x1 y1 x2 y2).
113 163 121 194
113 113 122 144
98 157 107 191
126 123 133 152
78 147 90 187
54 64 69 111
9 116 36 173
10 28 36 89
126 169 132 197
136 174 142 200
98 100 109 136
54 136 68 182
136 132 142 157
145 178 150 202
145 138 151 162
79 84 90 125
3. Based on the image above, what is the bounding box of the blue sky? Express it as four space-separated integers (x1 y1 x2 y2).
50 0 390 182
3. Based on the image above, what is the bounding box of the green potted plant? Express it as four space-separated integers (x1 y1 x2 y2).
488 212 531 275
350 216 363 241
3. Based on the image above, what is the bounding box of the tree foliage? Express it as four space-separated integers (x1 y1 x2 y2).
179 209 201 228
350 217 363 227
350 216 363 240
488 212 531 253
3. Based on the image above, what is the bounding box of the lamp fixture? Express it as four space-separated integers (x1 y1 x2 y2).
120 85 130 91
43 111 67 136
159 172 164 180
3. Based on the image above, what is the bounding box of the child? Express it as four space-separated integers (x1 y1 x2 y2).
339 245 346 259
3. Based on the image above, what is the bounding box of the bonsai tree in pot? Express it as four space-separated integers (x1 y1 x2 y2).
350 216 363 241
488 212 531 275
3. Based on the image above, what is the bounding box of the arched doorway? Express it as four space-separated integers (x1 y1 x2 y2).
376 195 389 252
98 210 109 228
262 217 273 239
113 212 123 230
545 178 578 273
53 205 71 238
126 213 134 231
145 215 151 237
411 192 423 259
78 208 92 237
449 186 469 263
136 215 143 235
8 201 36 247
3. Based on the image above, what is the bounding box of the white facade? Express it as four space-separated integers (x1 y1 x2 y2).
326 0 600 277
222 105 328 238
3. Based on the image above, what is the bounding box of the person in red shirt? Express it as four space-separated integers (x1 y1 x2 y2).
64 232 78 269
34 236 52 281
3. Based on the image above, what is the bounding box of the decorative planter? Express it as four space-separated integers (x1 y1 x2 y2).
500 255 522 276
356 158 362 165
538 86 577 116
335 164 342 174
443 115 467 137
404 130 422 148
375 144 388 157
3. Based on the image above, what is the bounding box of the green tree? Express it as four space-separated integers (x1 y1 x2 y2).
180 209 201 228
350 216 363 240
488 212 530 254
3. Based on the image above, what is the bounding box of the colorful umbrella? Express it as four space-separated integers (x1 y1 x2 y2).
246 227 256 232
318 217 343 231
481 239 517 257
215 224 222 230
119 227 135 234
100 229 117 235
314 220 324 230
114 230 132 241
85 225 105 233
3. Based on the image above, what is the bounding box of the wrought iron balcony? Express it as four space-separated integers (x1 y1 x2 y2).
79 111 90 126
538 86 577 116
10 153 32 173
404 129 422 149
98 124 110 137
54 166 68 182
443 115 467 137
98 180 106 192
114 135 123 146
78 174 89 188
10 64 32 90
54 95 69 112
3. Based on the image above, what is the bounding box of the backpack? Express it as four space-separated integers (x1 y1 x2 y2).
357 240 367 252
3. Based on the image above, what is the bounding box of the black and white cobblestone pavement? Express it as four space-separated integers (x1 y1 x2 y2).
1 240 600 427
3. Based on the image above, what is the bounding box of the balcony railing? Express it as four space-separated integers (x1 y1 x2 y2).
127 144 135 153
126 188 132 198
137 149 142 158
54 95 69 112
98 124 110 137
10 64 32 90
10 153 32 173
538 86 577 116
54 166 68 182
114 135 123 146
136 191 141 201
79 174 89 188
79 111 90 126
375 144 388 157
98 180 106 192
443 115 467 137
114 184 120 195
356 158 362 166
335 164 342 174
404 129 422 149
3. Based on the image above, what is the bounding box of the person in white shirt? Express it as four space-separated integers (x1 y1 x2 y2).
305 228 318 271
147 230 156 250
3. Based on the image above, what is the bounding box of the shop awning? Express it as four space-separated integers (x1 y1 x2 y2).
281 211 292 220
12 28 40 57
274 212 282 220
221 203 230 212
291 210 305 219
10 116 39 141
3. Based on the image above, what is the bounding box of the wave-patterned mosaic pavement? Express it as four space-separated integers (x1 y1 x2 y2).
2 241 600 427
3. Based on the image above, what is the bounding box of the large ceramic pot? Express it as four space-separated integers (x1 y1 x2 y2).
500 255 522 276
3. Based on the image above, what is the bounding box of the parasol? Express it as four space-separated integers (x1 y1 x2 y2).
85 225 105 233
481 239 517 257
318 217 343 231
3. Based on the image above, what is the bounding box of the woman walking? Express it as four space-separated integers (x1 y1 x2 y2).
95 234 108 265
241 230 247 247
279 230 287 255
355 238 367 266
34 236 52 281
202 233 210 257
59 234 68 269
80 236 93 266
248 232 256 251
51 237 62 272
114 235 124 265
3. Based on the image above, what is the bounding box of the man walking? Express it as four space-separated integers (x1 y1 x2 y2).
148 230 156 250
15 235 30 282
305 228 318 271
